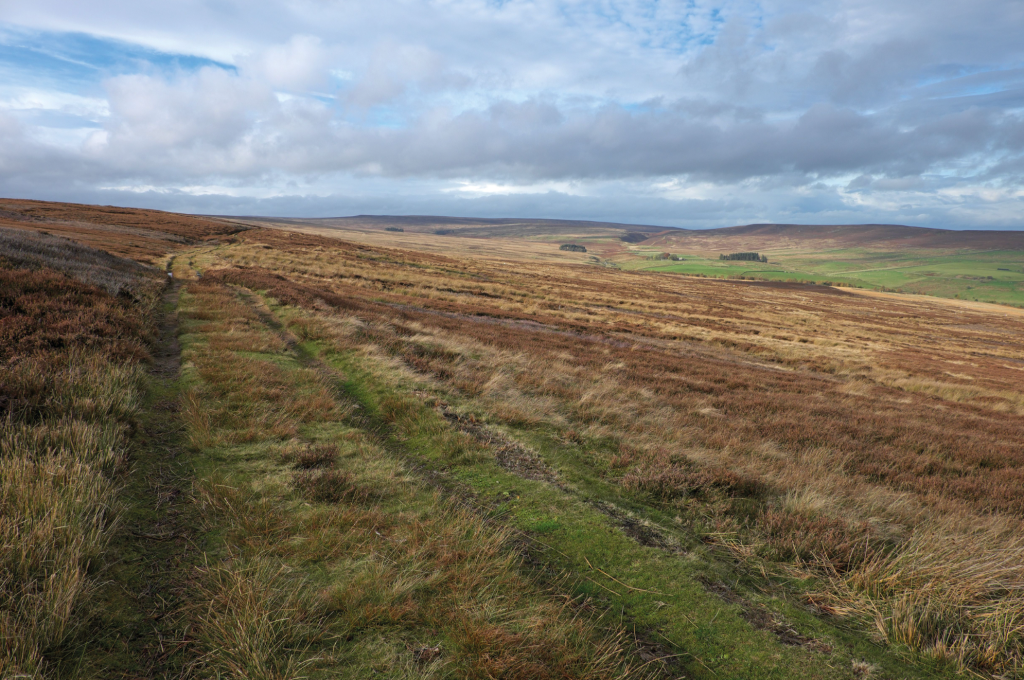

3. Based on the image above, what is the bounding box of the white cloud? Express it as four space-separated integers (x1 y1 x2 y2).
0 0 1022 227
239 35 333 92
100 67 274 157
0 89 110 119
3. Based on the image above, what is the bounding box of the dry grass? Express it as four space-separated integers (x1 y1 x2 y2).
177 226 1024 676
0 198 247 264
0 265 154 676
177 279 647 679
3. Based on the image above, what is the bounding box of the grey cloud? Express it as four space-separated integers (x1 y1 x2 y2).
806 39 930 107
343 42 472 109
6 72 1019 190
237 35 335 92
102 68 275 153
2 0 1024 229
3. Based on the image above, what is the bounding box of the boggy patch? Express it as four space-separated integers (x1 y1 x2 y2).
589 501 681 553
435 401 558 484
698 577 832 654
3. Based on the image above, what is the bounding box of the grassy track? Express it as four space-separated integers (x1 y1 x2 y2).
81 278 199 677
258 297 956 680
172 276 651 679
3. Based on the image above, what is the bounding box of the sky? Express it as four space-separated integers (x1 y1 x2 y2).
0 0 1022 229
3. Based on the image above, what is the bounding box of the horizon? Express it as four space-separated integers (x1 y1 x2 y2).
1 1 1023 230
15 197 1018 233
225 214 1024 233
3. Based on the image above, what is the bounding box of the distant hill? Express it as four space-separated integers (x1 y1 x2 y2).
3 199 1021 255
229 214 673 241
230 215 1024 251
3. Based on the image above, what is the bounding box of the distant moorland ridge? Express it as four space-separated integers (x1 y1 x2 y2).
1 198 1022 255
231 213 1024 250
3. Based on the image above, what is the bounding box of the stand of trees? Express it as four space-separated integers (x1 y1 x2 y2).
720 252 768 263
559 244 587 252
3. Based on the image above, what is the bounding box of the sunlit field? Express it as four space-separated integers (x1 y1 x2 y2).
236 215 1024 307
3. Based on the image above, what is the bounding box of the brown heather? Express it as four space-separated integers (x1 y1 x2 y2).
186 225 1024 676
0 198 247 264
0 238 160 677
5 198 1024 677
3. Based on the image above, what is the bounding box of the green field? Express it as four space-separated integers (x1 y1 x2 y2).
622 248 1024 306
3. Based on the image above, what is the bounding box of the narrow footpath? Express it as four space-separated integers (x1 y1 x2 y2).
86 276 199 679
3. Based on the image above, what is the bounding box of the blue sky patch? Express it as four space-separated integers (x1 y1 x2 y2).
0 23 234 94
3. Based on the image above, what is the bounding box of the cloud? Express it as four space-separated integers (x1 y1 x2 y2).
0 0 1022 228
343 41 470 109
238 35 333 92
102 68 273 151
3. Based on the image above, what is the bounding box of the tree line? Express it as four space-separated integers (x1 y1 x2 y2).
720 252 768 263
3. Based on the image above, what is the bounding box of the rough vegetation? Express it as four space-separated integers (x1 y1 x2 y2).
0 237 162 677
4 200 1024 679
0 227 161 299
0 198 247 264
192 225 1024 677
175 277 647 679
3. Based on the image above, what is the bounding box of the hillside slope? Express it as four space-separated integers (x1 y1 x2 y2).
3 199 1024 679
231 214 671 240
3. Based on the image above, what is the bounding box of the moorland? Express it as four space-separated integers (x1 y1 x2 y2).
2 198 1024 680
234 215 1024 307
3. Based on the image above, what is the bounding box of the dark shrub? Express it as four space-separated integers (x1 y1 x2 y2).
283 442 339 469
294 469 377 504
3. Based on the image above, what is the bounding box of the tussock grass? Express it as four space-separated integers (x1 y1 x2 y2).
188 555 327 680
0 238 158 676
827 527 1024 675
1 415 128 474
176 280 648 680
0 355 145 677
189 231 1024 677
0 455 116 675
0 346 148 676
